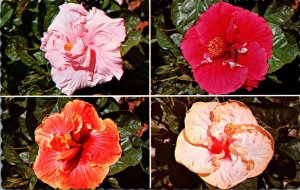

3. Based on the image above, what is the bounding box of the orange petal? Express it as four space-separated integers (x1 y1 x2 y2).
58 146 81 161
62 100 106 133
175 129 218 174
200 154 252 189
82 118 122 167
33 142 63 189
57 159 109 189
35 113 75 145
185 102 220 145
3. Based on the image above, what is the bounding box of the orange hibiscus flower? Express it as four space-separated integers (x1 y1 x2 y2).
175 100 274 189
33 100 122 189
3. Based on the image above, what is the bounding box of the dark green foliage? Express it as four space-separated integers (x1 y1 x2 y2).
151 97 300 189
1 97 149 189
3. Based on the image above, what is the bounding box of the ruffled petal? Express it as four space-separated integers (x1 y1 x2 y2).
185 102 220 145
82 118 122 167
35 113 74 144
51 67 113 95
231 124 274 178
85 8 126 46
40 31 68 70
196 2 242 45
181 25 207 68
194 60 248 94
57 158 109 189
48 3 88 41
237 42 269 91
200 154 251 189
175 129 218 174
33 142 64 189
61 100 106 133
227 10 273 58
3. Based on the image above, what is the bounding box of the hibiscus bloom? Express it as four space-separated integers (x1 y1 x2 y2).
33 100 122 189
175 100 274 189
181 2 273 94
41 3 126 95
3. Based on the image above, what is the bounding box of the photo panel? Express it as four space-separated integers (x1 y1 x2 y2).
151 96 300 189
1 97 149 189
1 0 149 95
151 0 300 95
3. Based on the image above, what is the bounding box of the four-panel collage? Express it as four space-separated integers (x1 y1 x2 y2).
0 0 299 189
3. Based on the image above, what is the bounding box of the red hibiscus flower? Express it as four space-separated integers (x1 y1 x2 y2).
33 100 122 189
181 2 273 94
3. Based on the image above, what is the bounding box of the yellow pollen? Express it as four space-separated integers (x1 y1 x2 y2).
64 43 73 51
207 37 225 56
61 133 72 144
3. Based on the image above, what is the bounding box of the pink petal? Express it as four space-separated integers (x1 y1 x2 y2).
48 3 88 41
180 25 207 69
51 67 113 95
194 60 248 94
237 42 269 91
227 10 273 58
115 0 123 5
175 129 218 174
185 102 220 145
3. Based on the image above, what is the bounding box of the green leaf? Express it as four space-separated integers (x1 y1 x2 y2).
113 111 142 138
19 111 33 141
268 75 282 84
100 99 119 115
171 0 218 34
268 23 299 73
264 2 294 25
170 33 183 47
156 29 176 50
280 138 300 161
44 6 59 30
121 30 142 56
234 177 257 189
0 2 14 28
33 98 57 124
109 147 143 175
96 97 108 109
5 36 27 62
29 143 39 164
2 142 23 165
18 51 38 66
51 97 72 113
19 152 30 164
33 52 48 65
17 163 37 189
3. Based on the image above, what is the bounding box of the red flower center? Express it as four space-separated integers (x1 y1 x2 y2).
209 136 231 159
207 37 226 57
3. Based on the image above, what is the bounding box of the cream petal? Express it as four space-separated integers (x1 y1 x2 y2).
231 124 274 178
185 102 220 145
200 154 252 189
175 129 218 174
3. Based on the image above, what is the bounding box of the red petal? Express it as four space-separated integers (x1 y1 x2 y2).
33 143 63 189
58 146 81 161
194 60 248 94
196 2 242 45
62 100 106 133
83 118 122 167
237 42 269 91
181 25 207 68
227 10 273 58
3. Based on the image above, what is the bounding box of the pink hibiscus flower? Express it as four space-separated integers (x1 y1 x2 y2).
181 2 273 94
175 100 274 189
33 100 122 189
41 3 126 95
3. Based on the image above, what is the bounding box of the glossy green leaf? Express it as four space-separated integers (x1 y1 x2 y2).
3 142 23 165
109 147 143 175
19 111 33 141
0 2 14 28
121 30 142 56
280 138 300 161
170 33 183 47
19 152 30 164
234 177 258 189
96 97 109 109
33 52 48 65
113 111 142 138
51 97 72 113
100 99 119 115
171 0 218 34
17 163 37 189
268 23 299 73
264 2 294 25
